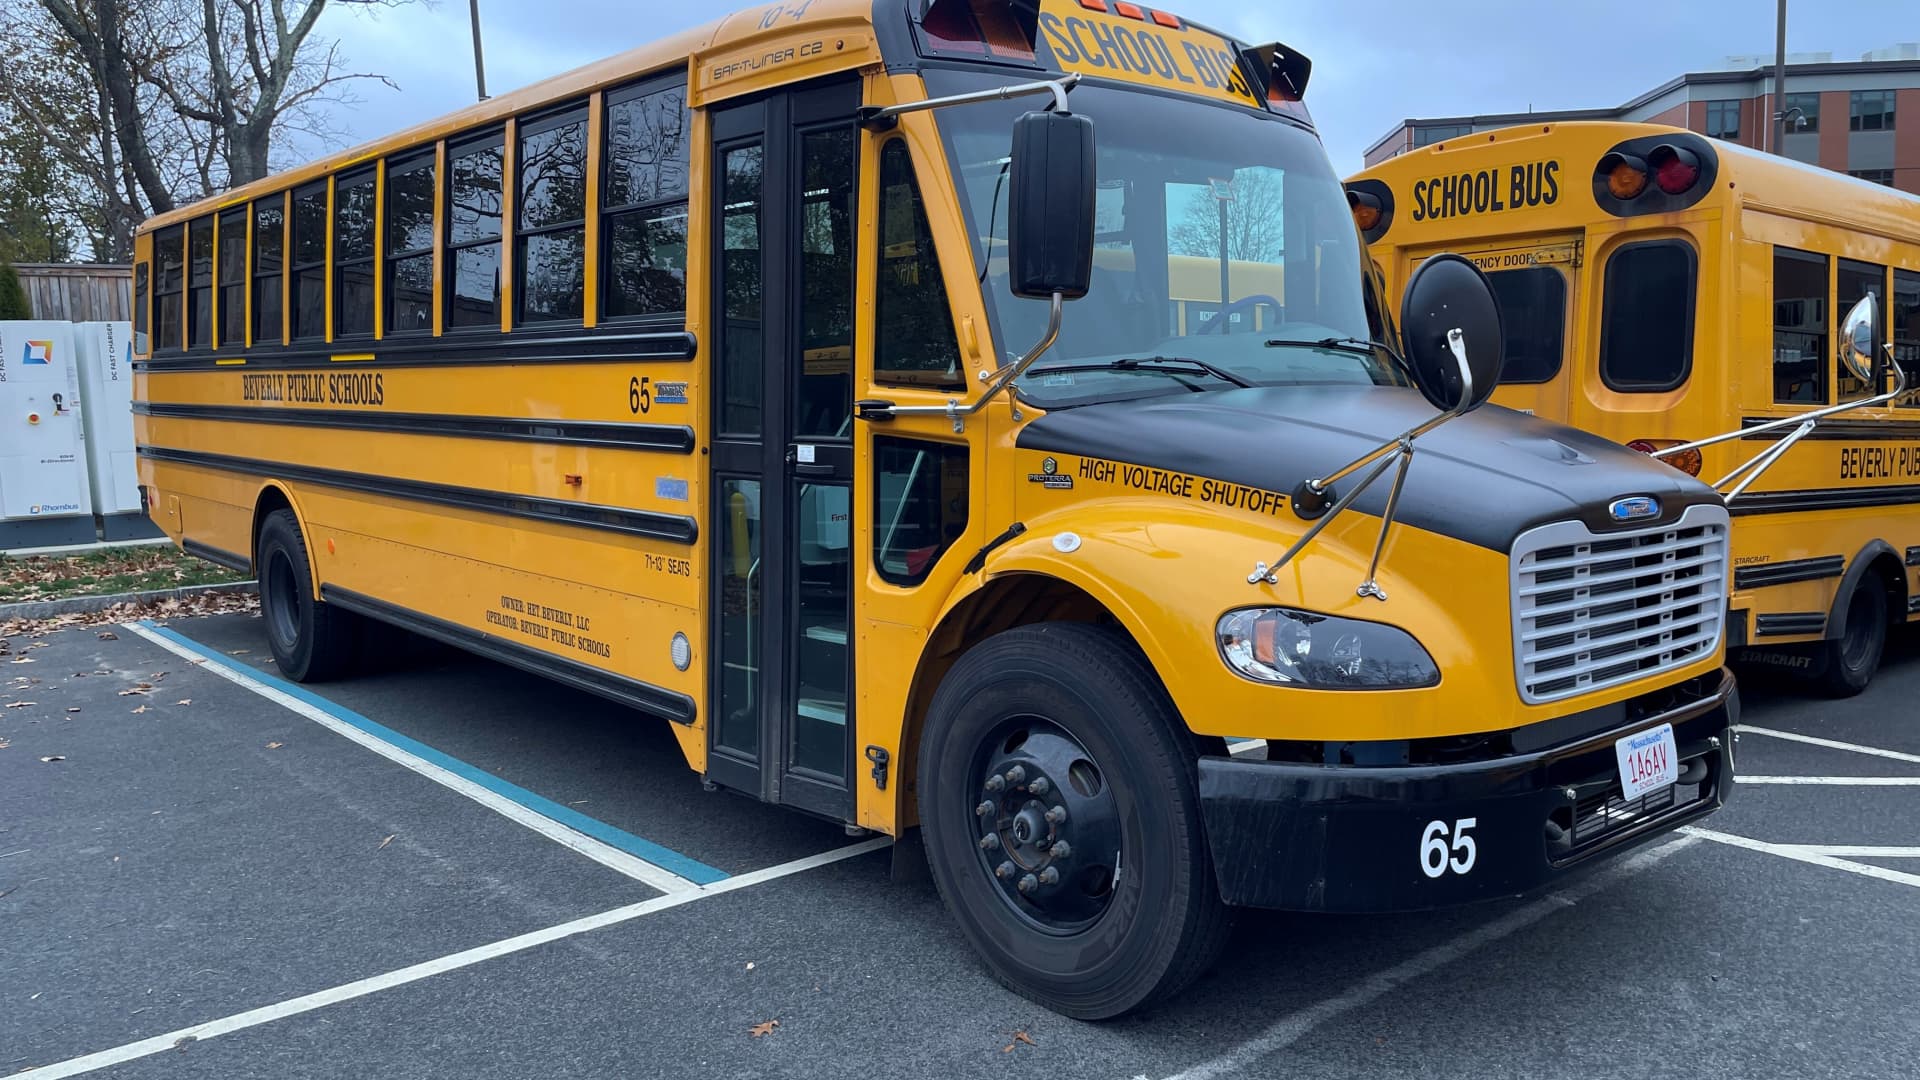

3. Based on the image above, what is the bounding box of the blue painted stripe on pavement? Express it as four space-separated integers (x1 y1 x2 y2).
140 621 729 885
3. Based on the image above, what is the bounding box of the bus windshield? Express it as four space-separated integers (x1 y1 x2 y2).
932 74 1391 407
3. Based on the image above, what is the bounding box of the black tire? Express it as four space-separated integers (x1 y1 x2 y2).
256 509 359 682
1816 576 1887 698
917 622 1232 1019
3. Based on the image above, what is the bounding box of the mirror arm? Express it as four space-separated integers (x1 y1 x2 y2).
858 73 1079 129
1294 328 1475 512
1654 345 1910 460
882 292 1063 433
1717 418 1815 501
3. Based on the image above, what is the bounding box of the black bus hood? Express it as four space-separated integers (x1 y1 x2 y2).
1014 385 1725 553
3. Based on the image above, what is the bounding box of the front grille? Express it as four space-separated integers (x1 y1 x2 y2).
1511 505 1730 705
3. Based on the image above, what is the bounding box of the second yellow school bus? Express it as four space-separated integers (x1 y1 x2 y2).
131 3 1736 1016
1351 122 1919 695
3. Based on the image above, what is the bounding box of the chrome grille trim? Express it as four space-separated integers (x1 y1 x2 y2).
1510 504 1731 705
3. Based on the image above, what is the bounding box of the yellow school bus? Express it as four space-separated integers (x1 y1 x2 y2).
1350 122 1917 696
131 3 1737 1017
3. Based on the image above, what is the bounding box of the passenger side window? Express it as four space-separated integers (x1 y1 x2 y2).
875 140 962 389
386 153 436 335
447 131 505 330
217 209 246 348
253 197 285 347
1896 268 1920 408
603 79 690 322
187 218 214 349
1773 247 1828 404
133 262 149 353
1835 259 1886 401
517 103 588 324
334 169 377 338
873 437 969 587
290 184 328 341
1600 240 1696 391
153 226 182 352
1485 267 1566 384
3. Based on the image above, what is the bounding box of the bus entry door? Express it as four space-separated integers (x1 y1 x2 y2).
1411 239 1581 422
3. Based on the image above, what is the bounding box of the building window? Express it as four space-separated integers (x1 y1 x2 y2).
516 103 588 325
186 217 214 349
1772 247 1828 404
386 152 435 335
290 183 328 341
1486 267 1566 384
1705 100 1741 141
1600 240 1696 391
217 208 246 348
446 130 505 330
253 197 285 347
602 78 690 322
1413 124 1471 148
1782 92 1820 133
1850 90 1895 131
874 140 961 390
154 227 183 351
1848 169 1895 186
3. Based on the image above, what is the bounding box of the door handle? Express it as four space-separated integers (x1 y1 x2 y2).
794 462 836 477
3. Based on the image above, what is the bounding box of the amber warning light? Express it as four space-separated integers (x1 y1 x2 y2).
1627 439 1703 477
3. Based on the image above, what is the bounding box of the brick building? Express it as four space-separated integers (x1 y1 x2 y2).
1363 47 1920 194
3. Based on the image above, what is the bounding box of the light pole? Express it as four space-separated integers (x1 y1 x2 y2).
1770 0 1786 153
468 0 490 101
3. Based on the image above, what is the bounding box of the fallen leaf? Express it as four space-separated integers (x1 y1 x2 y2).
116 689 149 697
5 701 35 708
749 1020 779 1038
65 707 79 713
27 641 48 649
265 741 283 749
229 649 249 655
0 738 10 749
131 705 148 714
377 834 396 850
745 961 755 971
97 631 118 640
10 657 33 664
39 755 64 763
1003 1031 1037 1053
175 699 192 706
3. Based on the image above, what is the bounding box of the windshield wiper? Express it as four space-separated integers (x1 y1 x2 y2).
1265 335 1395 358
1025 356 1256 389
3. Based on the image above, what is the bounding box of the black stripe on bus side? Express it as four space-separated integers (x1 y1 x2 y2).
135 327 697 372
321 584 697 726
1906 546 1920 567
1753 612 1826 637
133 402 696 454
1732 555 1845 590
1728 485 1920 516
182 538 252 574
138 445 699 545
1739 417 1920 441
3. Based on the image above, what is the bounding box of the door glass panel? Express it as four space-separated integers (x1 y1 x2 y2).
720 144 764 435
1485 267 1566 384
791 479 850 780
796 127 856 438
716 478 761 759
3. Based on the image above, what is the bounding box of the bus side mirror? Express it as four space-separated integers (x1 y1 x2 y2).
1007 110 1095 300
1838 292 1880 387
1399 253 1503 413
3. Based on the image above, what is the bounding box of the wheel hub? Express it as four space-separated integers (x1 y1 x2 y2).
971 721 1123 931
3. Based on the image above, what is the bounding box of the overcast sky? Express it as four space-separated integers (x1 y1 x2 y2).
313 0 1916 173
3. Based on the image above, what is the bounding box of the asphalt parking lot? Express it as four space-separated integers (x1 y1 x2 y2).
4 612 1917 1079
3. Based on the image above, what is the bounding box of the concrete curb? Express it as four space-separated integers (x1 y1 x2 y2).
4 537 173 558
0 580 257 622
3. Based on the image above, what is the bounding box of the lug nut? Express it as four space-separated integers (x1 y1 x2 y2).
1037 867 1060 886
1017 873 1038 893
1005 765 1026 784
995 861 1015 880
1049 840 1072 859
984 775 1005 793
975 801 994 818
1044 805 1068 825
978 834 1000 851
1029 776 1051 796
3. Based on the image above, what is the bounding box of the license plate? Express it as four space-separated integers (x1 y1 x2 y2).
1615 722 1679 801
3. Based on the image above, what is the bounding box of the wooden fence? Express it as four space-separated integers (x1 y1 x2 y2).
14 263 132 322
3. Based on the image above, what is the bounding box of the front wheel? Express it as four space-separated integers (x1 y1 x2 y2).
917 622 1232 1019
1816 576 1888 698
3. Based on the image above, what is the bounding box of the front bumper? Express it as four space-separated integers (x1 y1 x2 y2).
1198 668 1736 912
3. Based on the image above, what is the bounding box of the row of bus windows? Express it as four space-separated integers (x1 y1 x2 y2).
136 76 690 352
1481 242 1920 406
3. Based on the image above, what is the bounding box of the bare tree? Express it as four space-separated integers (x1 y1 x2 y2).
1167 167 1287 264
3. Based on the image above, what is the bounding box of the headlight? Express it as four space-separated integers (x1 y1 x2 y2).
1216 607 1439 689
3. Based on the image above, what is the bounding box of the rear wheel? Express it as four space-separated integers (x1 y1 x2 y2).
1816 576 1887 698
917 622 1232 1019
256 509 359 682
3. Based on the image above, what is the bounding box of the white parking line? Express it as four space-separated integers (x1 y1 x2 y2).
1734 775 1920 786
1735 725 1920 765
1682 826 1920 890
15 837 889 1079
1772 845 1920 858
1156 835 1698 1080
124 621 720 892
